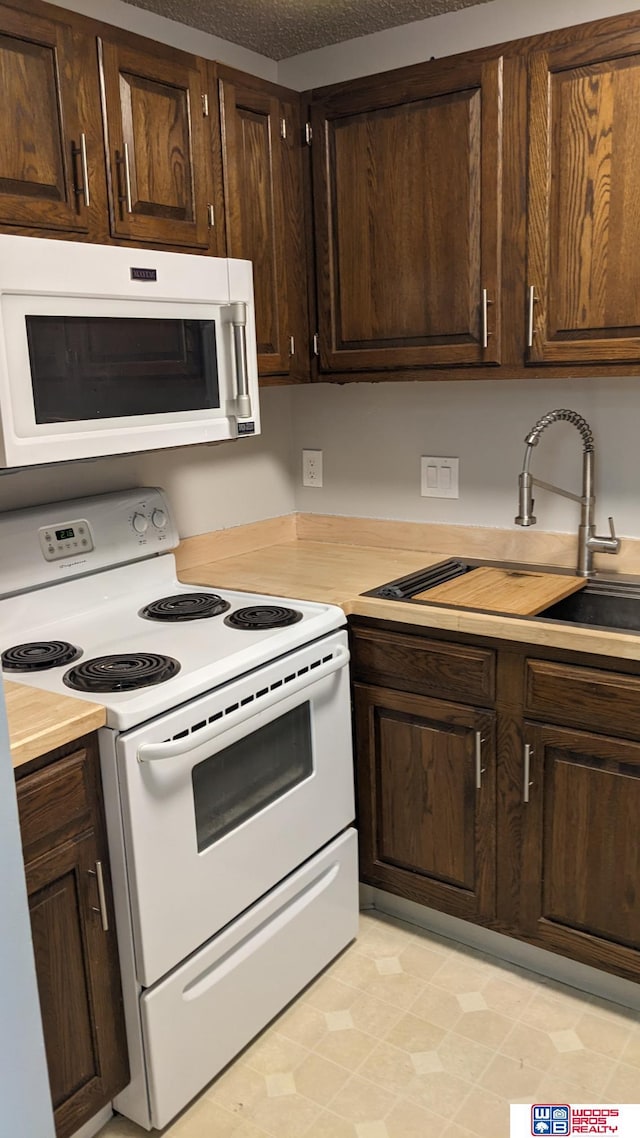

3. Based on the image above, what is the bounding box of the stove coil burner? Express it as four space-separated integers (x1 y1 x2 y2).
2 641 82 672
225 605 304 631
141 592 230 622
63 652 180 693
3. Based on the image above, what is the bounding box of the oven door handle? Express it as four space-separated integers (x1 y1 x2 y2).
136 644 350 763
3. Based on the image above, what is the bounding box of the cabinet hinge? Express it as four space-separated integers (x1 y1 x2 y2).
305 122 313 146
280 117 287 140
207 203 215 227
202 93 209 117
312 332 319 356
289 335 295 356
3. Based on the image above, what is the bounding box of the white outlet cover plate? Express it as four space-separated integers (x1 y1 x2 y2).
421 456 459 498
302 448 323 487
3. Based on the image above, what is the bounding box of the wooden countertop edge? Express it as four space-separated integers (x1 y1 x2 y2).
345 596 640 660
5 681 107 771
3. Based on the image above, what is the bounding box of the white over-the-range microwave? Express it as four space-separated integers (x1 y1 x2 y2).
0 234 260 467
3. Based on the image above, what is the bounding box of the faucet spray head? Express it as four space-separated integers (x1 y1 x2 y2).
515 471 536 526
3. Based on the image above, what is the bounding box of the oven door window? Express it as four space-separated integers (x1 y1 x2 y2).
25 315 220 422
192 703 313 852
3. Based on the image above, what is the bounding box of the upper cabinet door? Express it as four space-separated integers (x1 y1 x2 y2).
527 31 640 364
218 70 309 380
0 4 93 233
99 38 212 248
311 56 503 373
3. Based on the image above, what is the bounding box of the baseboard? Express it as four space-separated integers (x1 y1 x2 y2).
70 1105 113 1138
366 888 640 1011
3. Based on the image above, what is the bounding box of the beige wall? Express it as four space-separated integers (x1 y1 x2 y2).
278 0 640 89
291 379 640 539
0 388 295 537
58 0 278 80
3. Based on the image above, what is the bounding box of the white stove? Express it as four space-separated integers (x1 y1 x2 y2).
0 556 345 730
1 488 358 1131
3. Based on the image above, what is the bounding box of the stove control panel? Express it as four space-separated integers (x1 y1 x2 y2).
38 518 94 562
0 487 179 599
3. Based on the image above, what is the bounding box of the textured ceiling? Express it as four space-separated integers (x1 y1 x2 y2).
122 0 494 60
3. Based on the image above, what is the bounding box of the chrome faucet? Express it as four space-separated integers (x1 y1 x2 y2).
514 408 621 577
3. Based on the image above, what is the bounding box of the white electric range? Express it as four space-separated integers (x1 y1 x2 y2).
0 488 358 1131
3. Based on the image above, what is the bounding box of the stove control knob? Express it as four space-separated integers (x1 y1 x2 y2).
152 508 167 529
132 512 149 535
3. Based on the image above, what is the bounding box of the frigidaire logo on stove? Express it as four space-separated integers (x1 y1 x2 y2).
58 559 87 571
130 267 157 281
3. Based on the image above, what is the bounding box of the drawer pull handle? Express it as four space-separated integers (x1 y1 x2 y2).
88 861 109 931
475 730 486 789
523 743 533 803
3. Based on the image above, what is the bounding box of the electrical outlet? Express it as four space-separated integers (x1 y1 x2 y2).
302 449 323 487
421 456 459 499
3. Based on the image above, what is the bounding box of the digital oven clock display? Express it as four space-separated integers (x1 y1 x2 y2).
55 527 75 541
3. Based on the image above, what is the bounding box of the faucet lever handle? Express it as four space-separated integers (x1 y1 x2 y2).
608 516 617 541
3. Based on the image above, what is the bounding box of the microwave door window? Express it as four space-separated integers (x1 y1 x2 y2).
25 315 221 423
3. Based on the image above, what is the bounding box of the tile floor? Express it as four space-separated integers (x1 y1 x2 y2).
99 911 640 1138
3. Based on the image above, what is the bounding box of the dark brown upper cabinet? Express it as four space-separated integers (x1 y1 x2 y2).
217 67 310 382
527 27 640 365
0 2 102 234
99 35 218 250
310 55 503 374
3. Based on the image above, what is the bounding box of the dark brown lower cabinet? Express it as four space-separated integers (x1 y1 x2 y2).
518 721 640 974
16 736 128 1138
355 682 496 921
351 620 640 983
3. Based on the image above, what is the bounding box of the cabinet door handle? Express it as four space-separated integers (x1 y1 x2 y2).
475 730 486 789
72 132 91 207
527 285 538 348
481 288 491 349
88 860 109 931
523 743 533 803
116 142 133 214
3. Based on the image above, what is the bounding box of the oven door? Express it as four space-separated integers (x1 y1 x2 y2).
115 630 354 987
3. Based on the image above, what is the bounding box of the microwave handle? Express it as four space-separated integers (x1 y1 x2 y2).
226 302 252 419
137 644 350 763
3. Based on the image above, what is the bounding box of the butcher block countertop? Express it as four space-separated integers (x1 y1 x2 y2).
176 514 640 665
5 681 106 771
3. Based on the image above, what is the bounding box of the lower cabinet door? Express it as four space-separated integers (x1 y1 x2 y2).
519 722 640 979
354 683 496 921
25 828 128 1138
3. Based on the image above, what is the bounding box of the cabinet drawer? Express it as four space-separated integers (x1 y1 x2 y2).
17 746 94 860
351 627 495 705
525 659 640 739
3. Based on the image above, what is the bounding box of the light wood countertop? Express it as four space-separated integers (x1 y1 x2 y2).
5 681 106 771
179 535 640 664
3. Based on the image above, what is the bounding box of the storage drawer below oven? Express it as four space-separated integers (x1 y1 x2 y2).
140 828 358 1130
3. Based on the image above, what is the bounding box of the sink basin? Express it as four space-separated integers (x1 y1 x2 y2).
538 579 640 632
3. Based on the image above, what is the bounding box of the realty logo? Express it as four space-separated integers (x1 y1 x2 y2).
532 1105 571 1135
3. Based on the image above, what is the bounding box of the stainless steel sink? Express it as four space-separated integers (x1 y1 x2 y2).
538 578 640 632
367 557 640 634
